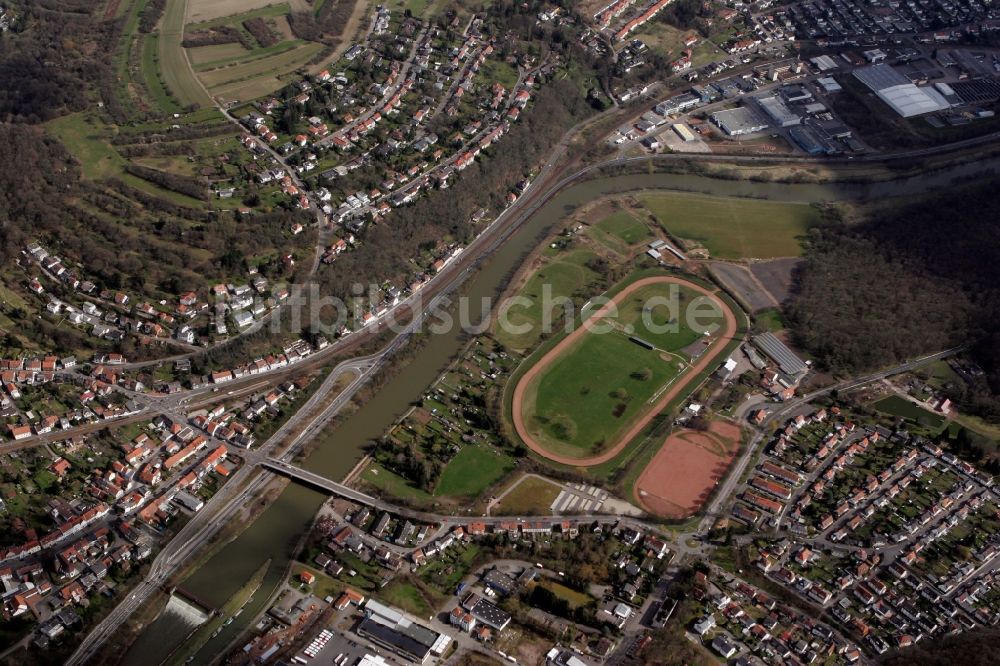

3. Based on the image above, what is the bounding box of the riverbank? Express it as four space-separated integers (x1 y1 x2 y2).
164 560 270 666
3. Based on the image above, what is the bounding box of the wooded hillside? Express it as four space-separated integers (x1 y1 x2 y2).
787 178 1000 420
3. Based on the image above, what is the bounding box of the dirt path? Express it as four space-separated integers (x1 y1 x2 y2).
511 275 738 467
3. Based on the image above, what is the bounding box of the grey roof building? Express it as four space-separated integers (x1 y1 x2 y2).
756 94 801 127
752 332 809 378
711 107 769 136
853 64 948 118
470 598 511 631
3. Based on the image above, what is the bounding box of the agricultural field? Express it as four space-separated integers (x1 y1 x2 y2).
141 35 186 115
203 42 324 103
640 191 823 260
517 279 726 459
186 0 308 23
175 0 330 105
188 42 252 67
160 0 215 108
383 0 443 18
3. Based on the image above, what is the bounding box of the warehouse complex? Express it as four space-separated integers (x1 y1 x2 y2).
853 64 950 118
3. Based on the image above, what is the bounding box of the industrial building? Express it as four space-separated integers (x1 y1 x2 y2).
950 78 1000 105
672 123 696 142
756 94 801 127
655 92 701 116
853 64 950 118
752 332 809 379
810 55 839 72
469 597 511 631
711 107 769 136
356 600 449 663
789 126 829 155
817 77 843 93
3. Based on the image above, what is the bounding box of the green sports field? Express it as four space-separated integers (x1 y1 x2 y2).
641 191 822 259
434 445 514 497
524 331 680 457
494 249 600 352
520 280 725 458
612 282 722 352
595 210 651 245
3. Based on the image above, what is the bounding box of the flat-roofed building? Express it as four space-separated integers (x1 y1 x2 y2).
469 598 511 631
672 123 696 142
810 55 839 71
710 107 769 136
757 94 801 126
357 600 443 663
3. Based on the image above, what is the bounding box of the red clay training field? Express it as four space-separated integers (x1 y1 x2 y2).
511 275 737 467
634 421 741 518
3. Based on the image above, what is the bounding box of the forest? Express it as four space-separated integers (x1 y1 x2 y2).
0 0 112 123
786 177 1000 420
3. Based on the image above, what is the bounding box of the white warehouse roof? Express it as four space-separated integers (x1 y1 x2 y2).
853 64 948 118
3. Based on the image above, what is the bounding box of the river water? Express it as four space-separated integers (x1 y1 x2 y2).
123 160 1000 665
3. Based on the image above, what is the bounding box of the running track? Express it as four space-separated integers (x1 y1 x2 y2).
511 276 738 466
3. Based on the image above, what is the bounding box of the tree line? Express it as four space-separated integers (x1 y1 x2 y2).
243 17 279 48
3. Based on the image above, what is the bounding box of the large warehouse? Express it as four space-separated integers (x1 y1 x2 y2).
710 106 769 136
853 64 950 118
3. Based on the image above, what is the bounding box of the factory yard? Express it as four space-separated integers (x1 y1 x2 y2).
635 421 741 518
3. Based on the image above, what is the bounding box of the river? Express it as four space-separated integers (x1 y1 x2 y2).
123 160 1000 665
